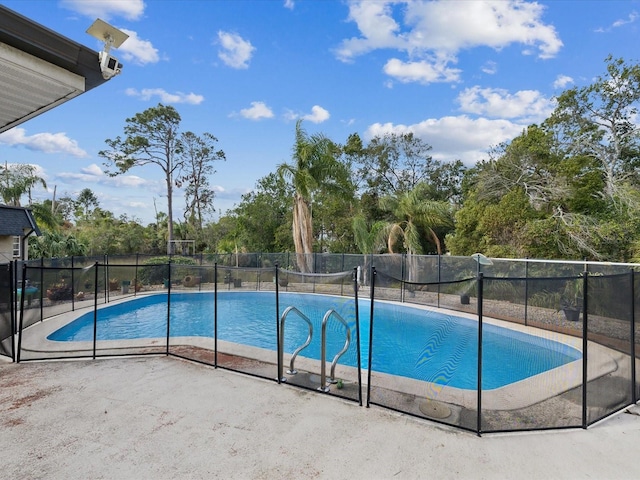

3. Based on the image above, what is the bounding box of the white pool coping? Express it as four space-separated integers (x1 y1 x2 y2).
18 291 621 411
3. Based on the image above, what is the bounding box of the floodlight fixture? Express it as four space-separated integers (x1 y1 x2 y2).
86 18 129 80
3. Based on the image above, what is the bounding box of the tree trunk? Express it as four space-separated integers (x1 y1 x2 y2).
292 194 313 273
166 172 174 255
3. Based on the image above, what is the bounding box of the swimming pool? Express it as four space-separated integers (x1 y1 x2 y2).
47 292 582 390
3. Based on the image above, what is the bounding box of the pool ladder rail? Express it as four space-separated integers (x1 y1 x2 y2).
278 306 351 392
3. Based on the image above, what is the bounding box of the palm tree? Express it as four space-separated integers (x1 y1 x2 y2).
352 214 386 285
277 120 348 272
379 182 453 256
0 163 47 206
379 183 453 283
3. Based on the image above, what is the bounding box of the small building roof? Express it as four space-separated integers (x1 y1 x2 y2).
0 204 41 236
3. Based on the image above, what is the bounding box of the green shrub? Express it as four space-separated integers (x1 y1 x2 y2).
138 256 196 285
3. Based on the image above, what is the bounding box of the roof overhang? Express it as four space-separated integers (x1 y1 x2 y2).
0 6 109 133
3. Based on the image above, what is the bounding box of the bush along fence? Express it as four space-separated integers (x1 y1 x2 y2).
3 253 640 435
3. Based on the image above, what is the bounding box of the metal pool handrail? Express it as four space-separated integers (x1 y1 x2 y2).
278 306 313 381
318 309 351 393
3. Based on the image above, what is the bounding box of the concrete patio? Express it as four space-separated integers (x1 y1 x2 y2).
1 356 639 479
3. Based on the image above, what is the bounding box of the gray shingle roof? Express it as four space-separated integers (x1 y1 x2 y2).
0 205 41 236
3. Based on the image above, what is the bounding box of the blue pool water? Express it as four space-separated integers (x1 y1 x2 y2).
48 292 581 390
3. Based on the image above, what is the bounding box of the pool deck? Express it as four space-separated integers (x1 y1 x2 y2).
1 356 639 479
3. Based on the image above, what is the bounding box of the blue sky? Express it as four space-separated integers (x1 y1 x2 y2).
1 0 639 225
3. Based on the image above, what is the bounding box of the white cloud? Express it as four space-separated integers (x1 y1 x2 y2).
0 128 88 158
302 105 330 123
457 86 554 122
284 0 295 10
82 164 104 176
383 58 461 84
553 75 574 89
366 115 525 165
217 31 255 69
238 101 274 120
336 0 562 83
284 105 331 124
57 163 150 188
60 0 145 20
596 11 639 32
481 61 498 75
125 88 204 104
335 1 405 62
118 29 160 65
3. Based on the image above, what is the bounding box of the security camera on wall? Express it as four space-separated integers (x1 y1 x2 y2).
86 19 129 80
98 51 122 79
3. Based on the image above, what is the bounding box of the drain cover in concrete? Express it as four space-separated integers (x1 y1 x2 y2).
419 399 452 419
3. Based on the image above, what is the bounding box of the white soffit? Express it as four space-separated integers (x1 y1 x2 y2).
0 41 85 133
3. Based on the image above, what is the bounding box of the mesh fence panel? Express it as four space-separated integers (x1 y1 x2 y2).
585 273 634 425
366 271 479 431
94 264 167 357
18 264 103 360
277 269 361 403
526 260 584 278
636 271 640 403
277 269 354 296
212 266 279 380
0 263 13 359
480 277 583 432
167 263 214 364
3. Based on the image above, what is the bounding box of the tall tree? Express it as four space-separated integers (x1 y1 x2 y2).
354 132 455 197
477 125 565 211
177 132 226 240
277 120 349 272
100 103 183 254
547 56 640 202
0 163 47 206
74 188 100 221
230 173 294 253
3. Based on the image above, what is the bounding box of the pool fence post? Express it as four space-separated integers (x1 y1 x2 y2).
166 259 172 356
214 263 218 368
16 263 28 363
9 262 15 362
71 256 75 312
524 258 529 326
581 270 588 428
39 257 43 321
630 269 636 404
400 253 406 303
437 254 441 309
476 272 484 436
135 253 139 297
104 254 108 304
275 263 282 384
366 267 377 408
92 262 99 359
353 267 363 406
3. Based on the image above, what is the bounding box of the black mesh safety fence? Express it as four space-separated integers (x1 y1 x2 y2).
18 263 105 361
636 271 640 403
480 275 584 432
366 268 479 432
12 255 640 433
93 264 166 358
0 262 13 359
276 268 362 404
194 265 279 380
585 272 635 425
